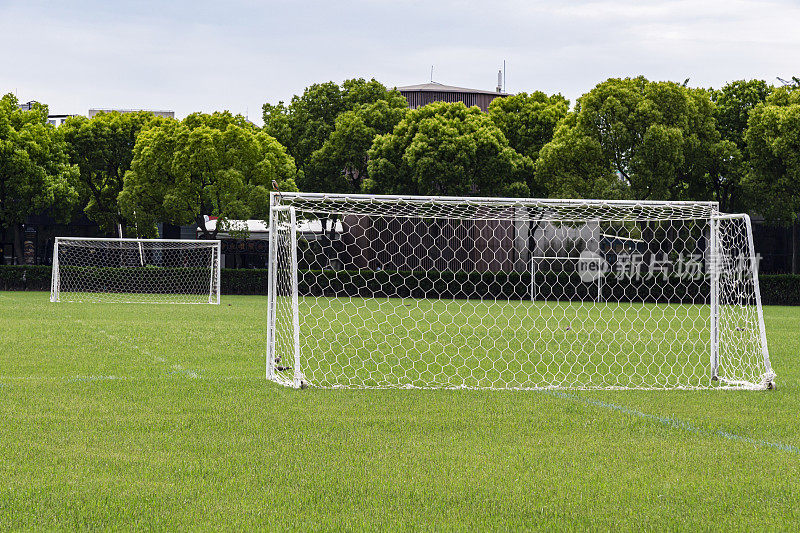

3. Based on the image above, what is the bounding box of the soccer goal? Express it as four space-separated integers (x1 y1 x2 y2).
50 237 221 304
266 193 774 390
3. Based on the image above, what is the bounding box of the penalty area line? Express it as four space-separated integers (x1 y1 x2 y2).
66 314 202 378
542 390 800 456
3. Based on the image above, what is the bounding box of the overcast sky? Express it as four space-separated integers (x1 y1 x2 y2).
2 0 798 125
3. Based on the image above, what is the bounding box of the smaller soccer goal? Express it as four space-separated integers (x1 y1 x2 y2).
50 237 221 304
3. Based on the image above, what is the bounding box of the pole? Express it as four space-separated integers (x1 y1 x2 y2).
743 214 774 387
216 241 222 305
50 238 60 302
709 217 719 381
208 244 216 304
597 272 602 303
266 205 280 380
289 207 302 388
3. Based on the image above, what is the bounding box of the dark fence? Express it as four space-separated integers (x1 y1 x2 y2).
3 265 800 305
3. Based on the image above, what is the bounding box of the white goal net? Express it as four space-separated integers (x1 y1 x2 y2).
266 193 774 390
51 238 221 304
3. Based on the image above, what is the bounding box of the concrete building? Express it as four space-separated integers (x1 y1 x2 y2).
46 114 77 126
88 108 174 119
17 101 77 126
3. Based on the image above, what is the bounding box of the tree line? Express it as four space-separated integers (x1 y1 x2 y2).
1 75 799 263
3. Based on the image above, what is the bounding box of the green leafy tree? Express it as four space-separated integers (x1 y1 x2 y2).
536 77 730 206
61 111 161 233
488 91 569 161
535 115 624 199
745 86 800 223
712 79 772 149
304 94 409 194
701 80 773 212
0 94 78 263
118 111 297 238
364 101 531 197
263 78 405 178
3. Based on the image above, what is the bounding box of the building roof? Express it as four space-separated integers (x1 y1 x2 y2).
199 218 343 240
397 82 507 96
89 108 174 114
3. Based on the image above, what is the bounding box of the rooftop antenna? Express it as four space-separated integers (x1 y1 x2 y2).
503 60 506 93
430 65 434 82
776 76 799 87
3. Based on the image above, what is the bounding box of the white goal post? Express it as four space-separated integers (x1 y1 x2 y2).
50 237 221 304
266 192 775 390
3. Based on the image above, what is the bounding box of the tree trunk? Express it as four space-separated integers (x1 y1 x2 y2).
13 224 23 265
793 214 799 275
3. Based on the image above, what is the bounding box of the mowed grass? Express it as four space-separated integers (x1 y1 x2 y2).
293 297 713 389
0 291 799 530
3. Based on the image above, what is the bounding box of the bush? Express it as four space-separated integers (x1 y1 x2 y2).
296 269 711 304
1 266 799 305
221 268 270 295
759 275 800 306
0 266 52 291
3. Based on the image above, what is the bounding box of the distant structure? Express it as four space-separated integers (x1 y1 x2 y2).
88 108 174 119
17 101 77 126
46 114 77 126
397 78 509 112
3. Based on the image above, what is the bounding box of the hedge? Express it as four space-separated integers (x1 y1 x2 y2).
1 265 799 305
758 274 800 306
294 270 712 304
0 266 52 291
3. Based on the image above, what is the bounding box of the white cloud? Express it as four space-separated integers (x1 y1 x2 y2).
1 0 798 125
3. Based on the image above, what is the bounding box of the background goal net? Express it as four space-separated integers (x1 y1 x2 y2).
51 238 221 304
267 193 774 390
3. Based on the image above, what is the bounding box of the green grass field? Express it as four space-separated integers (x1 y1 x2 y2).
1 291 799 530
288 297 744 389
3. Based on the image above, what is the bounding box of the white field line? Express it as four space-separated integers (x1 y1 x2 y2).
0 375 257 383
543 390 800 456
66 314 201 379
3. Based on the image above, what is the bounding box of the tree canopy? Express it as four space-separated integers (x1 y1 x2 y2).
535 77 738 208
745 87 800 223
364 101 531 197
118 111 297 238
262 78 406 176
61 111 160 233
712 79 773 150
0 94 78 261
304 95 409 195
487 91 569 161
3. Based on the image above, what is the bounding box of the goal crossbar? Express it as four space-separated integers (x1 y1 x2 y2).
53 237 211 243
271 192 720 223
273 191 719 208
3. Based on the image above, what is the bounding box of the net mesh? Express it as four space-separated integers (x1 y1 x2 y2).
267 194 773 390
714 217 774 387
51 239 221 304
